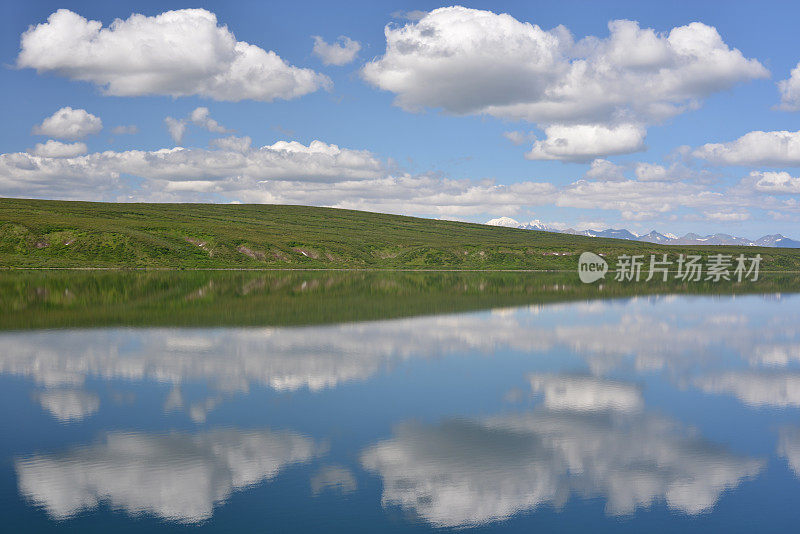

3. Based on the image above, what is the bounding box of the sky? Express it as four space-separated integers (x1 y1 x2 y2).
1 0 799 238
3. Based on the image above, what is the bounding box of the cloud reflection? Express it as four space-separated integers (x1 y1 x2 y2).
35 389 99 422
16 428 325 523
362 376 762 528
694 372 800 407
1 295 799 418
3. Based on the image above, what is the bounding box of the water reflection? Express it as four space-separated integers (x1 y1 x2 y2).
35 389 99 422
16 428 325 523
2 295 800 422
3 291 800 529
310 465 358 496
362 379 762 527
528 374 643 413
693 371 800 407
778 427 800 476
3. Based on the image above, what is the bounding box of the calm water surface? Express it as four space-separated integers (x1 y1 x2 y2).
2 273 800 532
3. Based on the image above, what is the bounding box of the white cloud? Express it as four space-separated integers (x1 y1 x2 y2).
1 117 791 223
585 159 626 181
0 140 383 200
165 107 230 143
363 8 766 125
111 125 138 135
703 210 750 222
16 428 323 522
525 123 646 162
211 135 252 152
164 117 187 143
28 140 87 158
312 36 361 66
555 179 715 219
634 161 714 183
778 63 800 111
0 138 565 216
189 107 229 133
17 9 331 102
693 129 800 166
750 171 800 194
32 107 102 140
635 162 669 181
0 136 785 221
502 130 536 146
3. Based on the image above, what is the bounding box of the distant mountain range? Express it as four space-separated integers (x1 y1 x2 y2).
485 217 800 248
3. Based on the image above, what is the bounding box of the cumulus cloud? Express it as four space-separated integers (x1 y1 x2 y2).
555 179 714 221
525 123 646 162
17 9 331 102
363 7 766 130
749 171 800 194
778 63 800 111
0 139 565 215
693 129 800 166
28 140 87 158
0 121 790 222
312 36 361 66
0 136 784 221
16 428 324 522
362 407 761 527
363 7 766 160
32 107 102 139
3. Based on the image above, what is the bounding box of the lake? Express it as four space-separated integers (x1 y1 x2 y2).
2 271 800 532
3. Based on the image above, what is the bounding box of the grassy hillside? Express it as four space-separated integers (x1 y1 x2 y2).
1 197 799 270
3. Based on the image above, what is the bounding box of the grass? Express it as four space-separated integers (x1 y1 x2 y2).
2 197 800 270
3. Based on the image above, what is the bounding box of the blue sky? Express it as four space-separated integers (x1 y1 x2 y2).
1 1 799 237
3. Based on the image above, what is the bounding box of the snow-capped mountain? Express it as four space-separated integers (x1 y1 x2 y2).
484 218 800 248
565 228 639 240
754 234 800 248
636 230 673 244
668 233 754 246
486 217 557 232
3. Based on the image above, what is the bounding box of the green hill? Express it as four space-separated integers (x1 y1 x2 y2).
1 197 799 270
